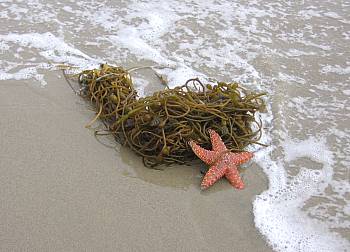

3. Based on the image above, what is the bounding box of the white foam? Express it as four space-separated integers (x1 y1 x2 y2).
1 1 349 251
0 32 100 85
0 32 94 62
107 32 168 65
320 65 350 75
343 90 350 95
157 65 207 88
254 136 350 252
299 9 322 19
0 66 47 85
132 77 149 98
278 72 306 85
0 40 9 52
62 6 74 13
324 11 341 19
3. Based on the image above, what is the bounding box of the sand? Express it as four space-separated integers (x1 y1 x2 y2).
0 72 273 251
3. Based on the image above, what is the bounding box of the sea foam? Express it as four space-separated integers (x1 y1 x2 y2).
0 0 349 251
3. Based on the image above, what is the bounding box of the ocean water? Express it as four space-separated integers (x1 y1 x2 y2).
0 0 349 251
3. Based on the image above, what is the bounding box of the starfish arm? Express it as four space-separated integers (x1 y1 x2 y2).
189 141 217 165
230 152 254 165
225 164 244 189
208 129 227 152
201 163 226 190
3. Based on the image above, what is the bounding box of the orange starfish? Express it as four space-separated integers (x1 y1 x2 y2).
189 129 253 190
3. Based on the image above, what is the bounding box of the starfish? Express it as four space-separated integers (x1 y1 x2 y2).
189 129 253 190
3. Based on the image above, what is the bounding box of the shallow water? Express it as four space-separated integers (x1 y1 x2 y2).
0 0 349 251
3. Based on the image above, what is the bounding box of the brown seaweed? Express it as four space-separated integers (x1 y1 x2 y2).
69 64 267 167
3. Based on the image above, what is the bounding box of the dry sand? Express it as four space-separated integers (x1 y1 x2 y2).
0 72 273 251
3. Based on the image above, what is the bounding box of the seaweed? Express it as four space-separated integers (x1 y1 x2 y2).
68 64 267 167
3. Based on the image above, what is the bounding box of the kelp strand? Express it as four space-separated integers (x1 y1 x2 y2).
72 64 267 167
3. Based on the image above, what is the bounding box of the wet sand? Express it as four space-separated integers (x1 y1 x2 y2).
0 72 273 251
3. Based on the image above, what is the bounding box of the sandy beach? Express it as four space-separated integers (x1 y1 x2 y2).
0 72 273 251
1 0 349 251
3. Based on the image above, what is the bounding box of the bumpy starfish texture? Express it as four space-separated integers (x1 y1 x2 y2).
189 129 253 190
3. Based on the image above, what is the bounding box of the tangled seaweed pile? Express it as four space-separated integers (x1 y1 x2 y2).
74 64 266 167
